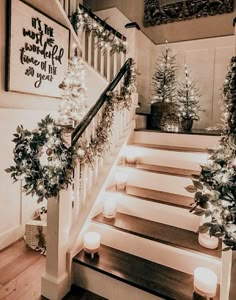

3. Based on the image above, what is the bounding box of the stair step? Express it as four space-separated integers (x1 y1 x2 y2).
93 212 221 259
129 162 199 177
130 142 208 153
105 190 200 231
63 285 107 300
126 185 193 208
73 244 220 300
132 131 219 151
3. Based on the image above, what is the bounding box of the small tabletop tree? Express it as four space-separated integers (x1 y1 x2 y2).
177 64 201 129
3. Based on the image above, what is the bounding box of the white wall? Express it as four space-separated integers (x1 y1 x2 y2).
95 6 234 128
153 36 234 129
0 0 107 249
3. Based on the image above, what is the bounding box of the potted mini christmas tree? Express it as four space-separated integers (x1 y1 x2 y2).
151 41 177 129
177 65 201 131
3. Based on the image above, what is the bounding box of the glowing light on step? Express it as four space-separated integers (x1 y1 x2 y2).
115 172 128 191
198 233 219 249
83 232 101 258
194 267 217 297
124 148 139 164
103 198 117 219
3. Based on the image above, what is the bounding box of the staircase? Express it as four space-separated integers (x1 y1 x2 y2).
39 2 234 300
72 130 222 300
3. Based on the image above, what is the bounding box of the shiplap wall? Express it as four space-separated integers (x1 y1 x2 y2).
152 36 234 129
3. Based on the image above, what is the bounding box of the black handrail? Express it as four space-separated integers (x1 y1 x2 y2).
79 4 126 41
71 58 132 146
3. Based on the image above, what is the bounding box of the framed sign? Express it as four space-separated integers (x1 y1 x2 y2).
6 0 70 97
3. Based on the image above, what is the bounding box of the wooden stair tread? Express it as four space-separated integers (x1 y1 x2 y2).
93 212 221 259
130 142 208 153
74 244 220 300
127 162 199 177
126 185 193 209
63 285 107 300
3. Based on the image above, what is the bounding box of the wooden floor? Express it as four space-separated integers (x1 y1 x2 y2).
0 239 105 300
0 239 45 300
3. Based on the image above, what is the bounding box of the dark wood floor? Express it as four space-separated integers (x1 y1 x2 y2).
0 239 105 300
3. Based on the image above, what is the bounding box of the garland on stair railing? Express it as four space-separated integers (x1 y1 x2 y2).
75 62 136 166
5 62 136 201
70 5 127 55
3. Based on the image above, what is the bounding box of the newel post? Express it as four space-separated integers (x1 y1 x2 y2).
41 189 72 300
221 246 236 300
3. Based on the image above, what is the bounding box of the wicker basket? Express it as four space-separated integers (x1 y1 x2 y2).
24 219 47 251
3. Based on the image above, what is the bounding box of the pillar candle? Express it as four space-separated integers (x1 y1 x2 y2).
194 267 217 297
103 198 117 219
115 172 128 190
83 232 101 258
198 233 219 249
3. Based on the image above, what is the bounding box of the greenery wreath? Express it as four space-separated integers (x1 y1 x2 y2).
5 115 74 202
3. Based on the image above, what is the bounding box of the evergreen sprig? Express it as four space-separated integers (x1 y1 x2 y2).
187 57 236 250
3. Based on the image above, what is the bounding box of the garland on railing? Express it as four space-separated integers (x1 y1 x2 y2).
5 116 74 202
6 63 136 201
75 62 136 166
71 7 127 55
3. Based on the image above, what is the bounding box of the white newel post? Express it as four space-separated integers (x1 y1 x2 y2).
221 246 236 300
41 189 72 300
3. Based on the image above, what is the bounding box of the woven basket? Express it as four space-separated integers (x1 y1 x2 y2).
24 219 47 251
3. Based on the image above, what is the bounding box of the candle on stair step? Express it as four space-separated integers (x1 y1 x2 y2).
198 233 219 249
103 198 117 219
83 232 101 258
115 172 128 191
194 267 217 298
124 148 138 164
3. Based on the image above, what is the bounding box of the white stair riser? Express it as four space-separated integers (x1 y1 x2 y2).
132 132 219 150
114 166 193 198
123 145 208 171
105 191 200 232
73 264 163 300
88 223 221 282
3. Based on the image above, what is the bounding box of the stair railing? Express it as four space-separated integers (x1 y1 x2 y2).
69 57 135 235
59 1 127 82
42 57 137 300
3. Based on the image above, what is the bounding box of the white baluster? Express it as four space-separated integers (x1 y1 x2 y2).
100 50 105 76
60 0 65 9
94 37 98 70
113 52 118 78
82 31 86 60
121 50 126 66
107 48 111 81
64 0 69 16
88 33 92 66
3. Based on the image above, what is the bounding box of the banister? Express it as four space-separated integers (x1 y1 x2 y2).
78 3 126 41
71 57 132 146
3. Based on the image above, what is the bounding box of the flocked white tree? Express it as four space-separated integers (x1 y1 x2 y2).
58 49 87 127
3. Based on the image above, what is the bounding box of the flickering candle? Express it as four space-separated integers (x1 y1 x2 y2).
83 232 101 258
115 172 128 190
124 149 138 164
198 233 219 249
103 198 117 219
194 267 217 297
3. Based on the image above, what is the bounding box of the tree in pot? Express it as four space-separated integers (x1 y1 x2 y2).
151 41 178 130
177 65 201 131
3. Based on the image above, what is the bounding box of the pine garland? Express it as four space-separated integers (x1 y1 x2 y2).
5 115 74 202
75 62 136 166
188 57 236 249
71 7 126 55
